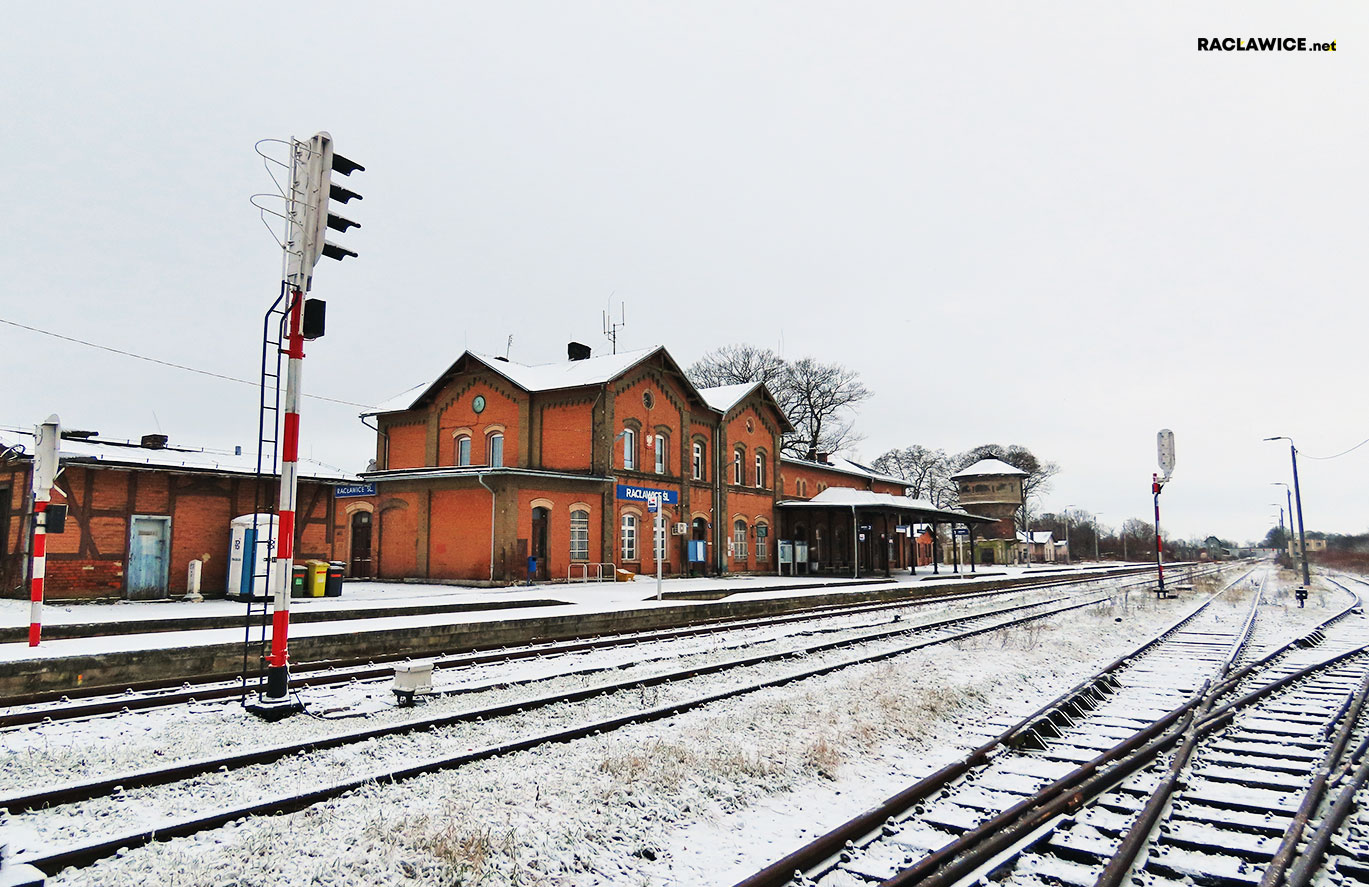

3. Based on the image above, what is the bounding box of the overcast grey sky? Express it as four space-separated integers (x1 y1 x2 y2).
3 2 1364 544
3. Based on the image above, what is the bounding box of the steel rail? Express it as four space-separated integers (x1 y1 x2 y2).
735 566 1352 887
14 587 1132 875
1093 583 1266 887
1283 722 1369 887
3 590 1112 821
731 567 1250 887
887 631 1369 887
892 616 1369 887
1 565 1197 725
1257 669 1369 887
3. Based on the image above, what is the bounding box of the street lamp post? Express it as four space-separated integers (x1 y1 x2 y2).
1269 504 1285 554
1093 513 1103 561
1265 438 1311 585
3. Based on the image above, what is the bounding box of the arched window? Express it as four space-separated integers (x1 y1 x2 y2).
754 451 766 489
487 432 504 467
620 513 638 561
622 428 637 470
654 433 667 474
455 435 472 467
692 440 705 481
733 519 748 559
570 509 590 562
755 522 769 560
733 446 745 485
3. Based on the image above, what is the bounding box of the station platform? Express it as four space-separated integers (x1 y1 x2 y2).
0 563 1155 699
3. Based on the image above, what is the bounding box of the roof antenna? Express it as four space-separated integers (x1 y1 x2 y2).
603 297 626 355
505 334 513 359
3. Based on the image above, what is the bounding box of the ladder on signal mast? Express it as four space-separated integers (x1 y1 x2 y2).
240 283 292 704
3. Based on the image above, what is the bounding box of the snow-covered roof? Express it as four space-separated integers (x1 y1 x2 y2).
0 426 358 482
779 454 908 487
950 458 1028 479
779 486 996 523
697 382 760 414
1017 531 1055 544
366 347 662 416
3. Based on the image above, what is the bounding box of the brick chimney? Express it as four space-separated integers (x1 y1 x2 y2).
140 433 168 449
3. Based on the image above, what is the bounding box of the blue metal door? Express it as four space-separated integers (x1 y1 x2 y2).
128 516 170 600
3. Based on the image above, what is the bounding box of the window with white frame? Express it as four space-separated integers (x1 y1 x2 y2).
654 434 666 474
621 513 638 561
456 435 471 466
755 451 766 488
622 428 636 470
733 519 748 559
734 447 745 485
570 510 590 561
487 432 504 467
755 523 769 559
692 441 705 480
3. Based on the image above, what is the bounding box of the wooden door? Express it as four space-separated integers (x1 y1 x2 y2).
127 516 170 599
531 507 549 580
349 511 372 578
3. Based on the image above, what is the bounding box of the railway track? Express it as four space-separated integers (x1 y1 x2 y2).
734 568 1365 887
5 568 1191 878
0 566 1209 730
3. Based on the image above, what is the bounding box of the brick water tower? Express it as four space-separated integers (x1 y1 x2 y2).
950 458 1026 564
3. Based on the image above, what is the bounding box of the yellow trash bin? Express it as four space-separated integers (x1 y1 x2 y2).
305 560 328 597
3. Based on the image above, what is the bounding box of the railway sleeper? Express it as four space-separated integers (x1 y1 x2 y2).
1143 845 1264 887
1168 803 1293 836
1154 827 1280 863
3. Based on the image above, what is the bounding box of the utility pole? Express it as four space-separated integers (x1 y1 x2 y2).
250 133 363 719
1266 438 1311 586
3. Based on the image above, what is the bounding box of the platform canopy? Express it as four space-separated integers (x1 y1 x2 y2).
776 486 997 525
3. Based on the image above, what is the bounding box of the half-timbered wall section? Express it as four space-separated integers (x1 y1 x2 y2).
0 436 344 600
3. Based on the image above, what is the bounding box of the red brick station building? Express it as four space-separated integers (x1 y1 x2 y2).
2 344 993 600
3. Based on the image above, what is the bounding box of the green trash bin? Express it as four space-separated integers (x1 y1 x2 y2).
325 562 345 596
290 565 308 598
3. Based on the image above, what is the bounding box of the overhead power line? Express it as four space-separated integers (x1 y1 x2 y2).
1300 436 1369 461
0 315 374 409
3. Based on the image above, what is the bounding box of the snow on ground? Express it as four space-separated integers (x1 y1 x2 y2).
13 564 1345 886
0 565 1134 662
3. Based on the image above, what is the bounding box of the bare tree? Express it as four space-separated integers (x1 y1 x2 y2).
687 345 871 458
686 344 787 391
955 443 1060 502
784 357 870 457
872 445 958 506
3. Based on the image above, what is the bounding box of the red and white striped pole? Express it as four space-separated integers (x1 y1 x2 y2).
261 290 305 704
28 414 59 647
29 501 47 646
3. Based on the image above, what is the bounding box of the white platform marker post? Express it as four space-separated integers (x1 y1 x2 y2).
650 493 664 601
28 414 59 647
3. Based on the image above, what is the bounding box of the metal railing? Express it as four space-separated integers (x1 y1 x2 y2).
569 562 616 582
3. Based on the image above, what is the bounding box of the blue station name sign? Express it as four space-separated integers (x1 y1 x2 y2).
615 484 678 505
334 482 377 498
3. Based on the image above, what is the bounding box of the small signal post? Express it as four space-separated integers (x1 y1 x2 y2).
1153 429 1175 597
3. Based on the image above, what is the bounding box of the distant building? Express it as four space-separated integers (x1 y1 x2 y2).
1289 538 1327 556
951 458 1027 565
0 427 350 600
